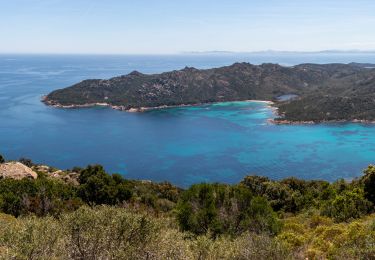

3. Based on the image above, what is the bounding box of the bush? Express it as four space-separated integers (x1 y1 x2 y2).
62 206 159 259
321 188 373 222
362 165 375 204
241 175 270 195
18 157 33 167
241 175 331 213
0 177 82 217
263 181 294 212
0 214 64 259
0 206 161 259
78 165 132 205
0 206 291 260
176 183 281 236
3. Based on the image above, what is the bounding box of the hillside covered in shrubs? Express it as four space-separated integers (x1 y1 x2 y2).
1 154 375 259
44 62 375 123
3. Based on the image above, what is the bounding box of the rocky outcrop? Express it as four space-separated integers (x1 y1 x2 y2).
32 165 79 185
0 162 38 180
50 170 79 186
0 161 78 184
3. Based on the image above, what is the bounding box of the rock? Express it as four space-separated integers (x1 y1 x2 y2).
49 170 80 185
33 165 51 173
0 162 37 180
51 170 63 177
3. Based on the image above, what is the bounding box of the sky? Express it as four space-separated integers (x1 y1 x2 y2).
1 0 375 54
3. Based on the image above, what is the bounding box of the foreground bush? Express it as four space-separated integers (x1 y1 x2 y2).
277 212 375 259
1 156 375 259
0 206 290 260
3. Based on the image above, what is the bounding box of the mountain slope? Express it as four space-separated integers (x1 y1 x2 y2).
44 62 375 122
277 68 375 122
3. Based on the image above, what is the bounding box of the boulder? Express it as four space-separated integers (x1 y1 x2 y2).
33 165 50 173
0 162 38 180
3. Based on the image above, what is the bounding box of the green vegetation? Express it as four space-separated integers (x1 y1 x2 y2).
0 206 290 260
44 62 375 123
0 177 81 217
177 184 280 236
277 95 375 123
77 165 132 205
1 155 375 259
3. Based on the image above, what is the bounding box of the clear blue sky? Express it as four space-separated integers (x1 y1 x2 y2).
1 0 375 54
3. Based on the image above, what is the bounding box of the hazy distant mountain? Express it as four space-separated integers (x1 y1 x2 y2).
183 50 375 55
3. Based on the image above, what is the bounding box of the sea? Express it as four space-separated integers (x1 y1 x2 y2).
1 52 375 187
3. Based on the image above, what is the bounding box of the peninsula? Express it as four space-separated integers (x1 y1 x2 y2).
44 62 375 123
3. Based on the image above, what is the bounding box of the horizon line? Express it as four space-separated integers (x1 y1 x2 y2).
2 49 375 56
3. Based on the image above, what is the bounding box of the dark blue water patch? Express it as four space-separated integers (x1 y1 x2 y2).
1 54 375 187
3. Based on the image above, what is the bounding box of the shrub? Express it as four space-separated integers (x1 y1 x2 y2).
176 183 281 236
62 206 159 259
78 165 132 205
235 232 291 260
321 188 372 222
0 215 64 259
0 206 292 260
241 175 331 213
0 177 82 217
362 165 375 204
241 175 270 195
18 158 33 167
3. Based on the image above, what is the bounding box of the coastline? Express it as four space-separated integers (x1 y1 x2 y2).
42 96 375 125
269 118 375 125
41 96 275 113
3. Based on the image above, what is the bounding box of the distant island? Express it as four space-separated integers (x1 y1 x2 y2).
43 62 375 123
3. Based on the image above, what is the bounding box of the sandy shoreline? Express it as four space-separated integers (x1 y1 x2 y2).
42 96 375 125
42 96 275 113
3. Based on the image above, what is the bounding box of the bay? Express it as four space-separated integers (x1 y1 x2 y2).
1 53 375 187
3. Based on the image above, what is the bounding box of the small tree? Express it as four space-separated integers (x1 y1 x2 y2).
0 154 4 164
19 158 33 167
78 165 132 205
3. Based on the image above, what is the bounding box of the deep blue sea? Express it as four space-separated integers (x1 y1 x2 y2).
1 53 375 187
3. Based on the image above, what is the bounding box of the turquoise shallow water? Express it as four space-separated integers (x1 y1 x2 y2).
145 102 375 184
1 54 375 187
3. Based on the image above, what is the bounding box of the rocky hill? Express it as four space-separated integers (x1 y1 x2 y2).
44 62 375 122
277 67 375 122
